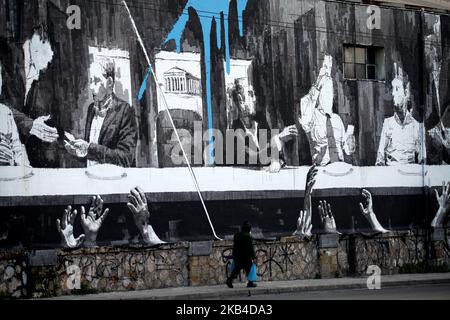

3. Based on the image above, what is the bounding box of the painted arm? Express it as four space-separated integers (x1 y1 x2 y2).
80 195 110 247
431 182 450 228
56 206 85 249
127 186 165 245
10 107 33 141
318 200 341 234
11 108 58 143
376 120 388 166
293 165 318 238
359 189 390 233
416 123 426 164
9 113 29 166
299 88 319 133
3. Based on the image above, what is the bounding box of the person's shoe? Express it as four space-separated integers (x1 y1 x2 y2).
226 278 233 288
247 282 257 288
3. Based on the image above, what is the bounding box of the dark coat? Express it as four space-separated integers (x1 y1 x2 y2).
232 231 256 264
84 94 137 167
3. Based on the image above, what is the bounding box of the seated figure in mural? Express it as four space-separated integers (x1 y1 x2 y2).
57 187 164 248
0 62 29 166
431 181 450 228
0 29 59 159
297 55 355 167
230 78 298 172
64 59 138 167
376 64 426 166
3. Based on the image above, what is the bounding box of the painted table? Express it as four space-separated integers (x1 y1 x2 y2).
0 165 449 206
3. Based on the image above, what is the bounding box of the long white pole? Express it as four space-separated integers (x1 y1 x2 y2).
122 0 223 241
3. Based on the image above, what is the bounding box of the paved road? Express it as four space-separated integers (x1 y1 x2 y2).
219 284 450 300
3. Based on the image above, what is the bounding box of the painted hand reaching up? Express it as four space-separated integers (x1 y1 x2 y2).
431 181 450 228
127 186 165 245
293 165 318 238
80 195 109 246
318 200 341 234
57 206 85 248
359 189 390 233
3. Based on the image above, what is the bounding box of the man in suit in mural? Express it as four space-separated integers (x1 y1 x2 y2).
0 29 60 163
64 59 138 167
376 64 426 166
295 55 355 166
230 78 298 172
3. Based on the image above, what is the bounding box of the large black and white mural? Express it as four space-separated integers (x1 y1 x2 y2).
0 0 449 248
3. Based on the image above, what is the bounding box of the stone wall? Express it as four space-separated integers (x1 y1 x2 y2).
0 250 28 298
0 230 449 299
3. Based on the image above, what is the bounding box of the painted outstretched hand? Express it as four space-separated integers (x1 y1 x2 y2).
359 189 390 234
127 186 165 245
431 181 450 228
293 209 312 239
57 206 85 248
318 200 341 235
80 195 109 246
30 115 59 143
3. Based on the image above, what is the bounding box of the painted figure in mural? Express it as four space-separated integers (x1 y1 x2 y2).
0 28 59 151
376 64 426 166
427 103 450 164
293 165 318 239
56 195 109 248
64 59 138 167
0 62 29 166
226 221 257 288
230 78 298 171
431 181 450 228
424 18 450 165
127 186 165 245
298 55 356 166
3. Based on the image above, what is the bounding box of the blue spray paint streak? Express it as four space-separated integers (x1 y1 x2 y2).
137 66 153 101
140 0 248 163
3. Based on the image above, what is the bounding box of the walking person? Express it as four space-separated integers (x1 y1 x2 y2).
226 221 257 288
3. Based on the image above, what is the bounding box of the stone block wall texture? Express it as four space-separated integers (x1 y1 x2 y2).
0 250 28 298
1 232 449 298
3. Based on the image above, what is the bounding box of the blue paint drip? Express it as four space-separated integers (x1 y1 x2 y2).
137 66 152 101
142 0 248 164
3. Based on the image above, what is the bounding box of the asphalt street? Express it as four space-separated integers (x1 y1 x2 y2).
220 283 450 300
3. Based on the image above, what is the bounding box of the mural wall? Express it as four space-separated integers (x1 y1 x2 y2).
0 0 449 247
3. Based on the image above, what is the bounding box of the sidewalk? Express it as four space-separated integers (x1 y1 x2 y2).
44 273 450 300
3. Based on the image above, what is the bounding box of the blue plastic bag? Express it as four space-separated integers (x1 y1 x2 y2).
247 263 257 282
229 260 235 274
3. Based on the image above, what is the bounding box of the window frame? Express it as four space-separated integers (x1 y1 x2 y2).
343 44 385 81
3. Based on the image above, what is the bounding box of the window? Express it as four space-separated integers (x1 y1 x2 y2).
343 45 385 81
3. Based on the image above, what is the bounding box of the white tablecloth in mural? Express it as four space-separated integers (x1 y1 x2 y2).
0 165 449 206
